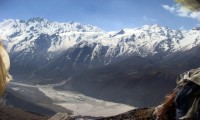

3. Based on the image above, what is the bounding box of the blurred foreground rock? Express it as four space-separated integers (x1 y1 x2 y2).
0 105 156 120
0 106 49 120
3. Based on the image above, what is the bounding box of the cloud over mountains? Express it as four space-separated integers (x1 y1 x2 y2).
162 4 200 21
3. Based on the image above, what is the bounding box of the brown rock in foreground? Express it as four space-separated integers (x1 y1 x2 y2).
50 108 155 120
49 113 71 120
0 106 49 120
0 106 175 120
100 108 155 120
0 106 155 120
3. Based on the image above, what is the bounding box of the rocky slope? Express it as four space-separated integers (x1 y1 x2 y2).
0 106 174 120
0 104 155 120
66 45 200 107
0 106 49 120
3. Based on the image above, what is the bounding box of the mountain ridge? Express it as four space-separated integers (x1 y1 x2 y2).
1 18 200 119
0 18 199 79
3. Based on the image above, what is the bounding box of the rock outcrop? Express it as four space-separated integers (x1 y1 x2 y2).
0 105 157 120
0 106 49 120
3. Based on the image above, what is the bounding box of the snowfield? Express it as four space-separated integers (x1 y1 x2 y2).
1 18 200 71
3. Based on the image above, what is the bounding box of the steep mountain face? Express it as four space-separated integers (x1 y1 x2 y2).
32 42 110 83
0 18 199 79
0 18 103 74
66 46 200 107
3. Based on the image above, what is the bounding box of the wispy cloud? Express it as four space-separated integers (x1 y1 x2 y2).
162 5 175 13
162 4 200 21
143 16 157 22
179 26 185 30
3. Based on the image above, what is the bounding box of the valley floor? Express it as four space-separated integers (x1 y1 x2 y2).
8 81 134 117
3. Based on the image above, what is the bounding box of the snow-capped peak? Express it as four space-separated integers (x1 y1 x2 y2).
0 18 200 69
27 17 46 23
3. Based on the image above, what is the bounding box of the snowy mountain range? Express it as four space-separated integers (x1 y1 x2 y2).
2 18 200 113
0 18 200 75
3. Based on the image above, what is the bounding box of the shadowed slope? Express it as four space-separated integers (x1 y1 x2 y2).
69 46 200 107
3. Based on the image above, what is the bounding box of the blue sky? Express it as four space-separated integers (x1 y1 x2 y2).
0 0 199 31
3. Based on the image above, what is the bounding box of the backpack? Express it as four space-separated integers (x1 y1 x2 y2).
175 81 200 119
